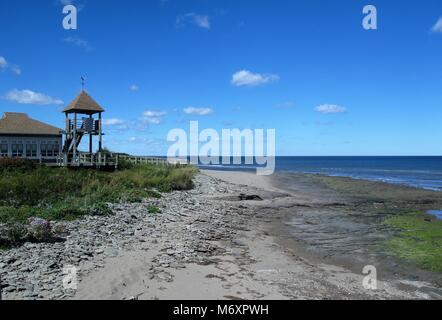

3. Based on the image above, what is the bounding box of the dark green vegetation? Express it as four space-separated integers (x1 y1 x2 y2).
0 158 197 224
147 205 162 215
309 175 442 207
384 213 442 272
308 174 442 272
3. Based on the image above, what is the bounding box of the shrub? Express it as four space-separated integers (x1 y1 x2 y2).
117 158 135 170
121 189 146 203
89 202 112 216
27 217 52 242
147 205 162 214
0 223 28 246
0 158 37 173
145 190 162 199
52 224 68 237
0 163 197 226
166 167 197 190
42 204 89 221
100 148 113 155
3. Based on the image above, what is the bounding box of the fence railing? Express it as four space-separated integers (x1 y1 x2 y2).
79 152 115 165
52 153 189 168
68 119 99 134
116 155 188 166
54 152 116 167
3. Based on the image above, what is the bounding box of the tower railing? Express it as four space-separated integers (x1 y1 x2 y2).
67 119 100 133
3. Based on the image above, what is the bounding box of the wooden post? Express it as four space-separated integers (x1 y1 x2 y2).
65 112 69 133
89 114 93 154
98 112 103 151
73 112 77 162
64 112 69 166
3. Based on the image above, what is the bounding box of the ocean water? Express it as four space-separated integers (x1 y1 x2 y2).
198 156 442 191
427 210 442 220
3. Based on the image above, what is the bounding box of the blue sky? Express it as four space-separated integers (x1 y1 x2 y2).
0 0 441 156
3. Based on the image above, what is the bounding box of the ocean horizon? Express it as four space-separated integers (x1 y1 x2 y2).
196 156 442 191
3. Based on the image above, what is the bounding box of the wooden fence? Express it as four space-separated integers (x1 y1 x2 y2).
115 155 189 166
48 153 189 168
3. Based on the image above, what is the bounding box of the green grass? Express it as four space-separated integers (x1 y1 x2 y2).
384 213 442 272
0 159 198 224
147 205 162 214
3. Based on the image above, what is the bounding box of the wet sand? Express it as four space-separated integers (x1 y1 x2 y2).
203 170 442 298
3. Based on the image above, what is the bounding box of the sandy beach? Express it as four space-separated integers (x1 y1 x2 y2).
70 171 442 299
2 169 441 300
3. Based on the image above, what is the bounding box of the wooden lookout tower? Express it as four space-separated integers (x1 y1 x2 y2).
61 91 115 168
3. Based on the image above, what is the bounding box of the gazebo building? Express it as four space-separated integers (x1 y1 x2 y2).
0 90 116 168
61 90 114 167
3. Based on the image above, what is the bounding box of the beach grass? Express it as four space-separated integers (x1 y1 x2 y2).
147 205 162 214
384 213 442 272
0 159 197 225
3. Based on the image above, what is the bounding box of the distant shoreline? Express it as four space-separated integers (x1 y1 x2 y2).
198 156 442 192
201 166 442 192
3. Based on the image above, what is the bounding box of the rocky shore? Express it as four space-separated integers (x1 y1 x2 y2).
0 171 438 300
0 173 257 299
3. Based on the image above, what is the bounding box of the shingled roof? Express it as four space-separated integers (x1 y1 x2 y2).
63 90 105 114
0 113 62 136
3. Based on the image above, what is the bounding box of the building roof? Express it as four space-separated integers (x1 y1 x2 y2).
0 113 62 136
63 90 105 114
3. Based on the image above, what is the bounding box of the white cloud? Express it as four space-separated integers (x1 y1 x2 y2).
142 110 167 125
130 84 139 91
183 107 213 115
103 118 128 131
4 89 63 105
63 37 93 51
432 17 442 33
231 70 280 87
144 118 162 125
143 110 167 117
0 56 7 70
315 104 346 114
177 13 211 29
10 65 21 75
0 56 21 75
103 118 124 126
127 136 156 144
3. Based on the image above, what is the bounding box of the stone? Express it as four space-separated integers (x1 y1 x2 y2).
238 194 263 201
